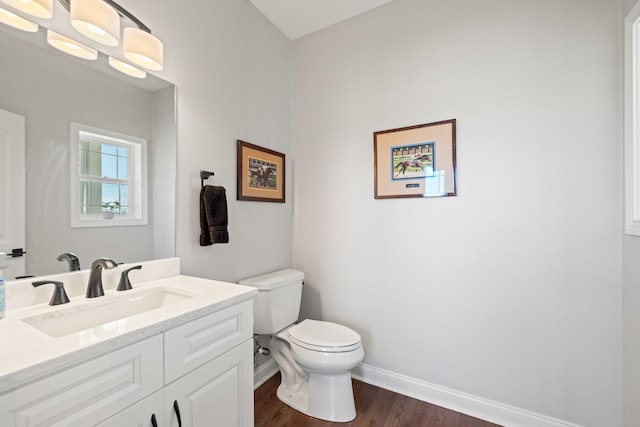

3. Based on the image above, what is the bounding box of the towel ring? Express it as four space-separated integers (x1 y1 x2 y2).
200 170 215 188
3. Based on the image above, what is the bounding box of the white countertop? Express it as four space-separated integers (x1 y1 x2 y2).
0 274 257 393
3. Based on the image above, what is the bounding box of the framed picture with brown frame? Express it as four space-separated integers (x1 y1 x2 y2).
374 119 457 199
237 140 285 203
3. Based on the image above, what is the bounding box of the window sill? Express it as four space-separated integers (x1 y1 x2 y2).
71 216 148 228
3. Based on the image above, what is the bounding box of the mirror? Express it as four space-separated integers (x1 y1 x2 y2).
0 23 176 279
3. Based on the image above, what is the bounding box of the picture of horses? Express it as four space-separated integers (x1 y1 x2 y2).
391 142 435 180
237 139 285 203
373 119 456 199
248 158 278 190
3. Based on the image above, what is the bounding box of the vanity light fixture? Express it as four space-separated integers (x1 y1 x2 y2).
58 0 164 71
0 0 52 19
122 27 163 71
2 0 164 74
70 0 119 46
46 29 97 60
0 7 38 31
108 56 146 78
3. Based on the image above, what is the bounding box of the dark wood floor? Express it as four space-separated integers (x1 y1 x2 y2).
255 373 502 427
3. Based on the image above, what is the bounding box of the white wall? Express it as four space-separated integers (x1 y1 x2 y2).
129 0 293 283
622 1 640 425
624 0 637 16
623 237 640 427
151 86 177 260
292 0 622 426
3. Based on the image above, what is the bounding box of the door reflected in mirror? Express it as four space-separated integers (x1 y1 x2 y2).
0 108 26 279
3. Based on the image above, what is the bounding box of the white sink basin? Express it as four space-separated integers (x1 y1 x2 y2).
22 287 196 337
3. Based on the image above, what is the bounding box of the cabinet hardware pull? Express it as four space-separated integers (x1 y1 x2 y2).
151 413 158 427
173 400 183 427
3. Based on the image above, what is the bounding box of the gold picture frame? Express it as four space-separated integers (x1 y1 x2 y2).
237 140 285 203
374 119 457 199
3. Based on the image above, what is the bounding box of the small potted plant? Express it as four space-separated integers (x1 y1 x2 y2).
102 201 120 219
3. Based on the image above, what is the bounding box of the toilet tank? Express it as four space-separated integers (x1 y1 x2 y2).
239 269 304 335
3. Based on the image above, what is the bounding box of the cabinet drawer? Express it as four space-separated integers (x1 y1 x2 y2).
164 300 253 384
0 334 163 427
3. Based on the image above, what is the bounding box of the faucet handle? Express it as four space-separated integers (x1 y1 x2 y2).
117 265 142 291
32 280 70 306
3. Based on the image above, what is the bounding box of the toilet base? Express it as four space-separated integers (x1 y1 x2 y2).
277 370 356 422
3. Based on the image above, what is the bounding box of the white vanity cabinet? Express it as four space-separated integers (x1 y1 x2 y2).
1 299 254 427
161 300 254 427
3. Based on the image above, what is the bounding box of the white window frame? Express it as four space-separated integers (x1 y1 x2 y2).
626 4 640 236
70 122 148 228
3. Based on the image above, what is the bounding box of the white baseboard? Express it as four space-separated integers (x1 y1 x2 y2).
351 364 582 427
253 360 580 427
254 358 279 390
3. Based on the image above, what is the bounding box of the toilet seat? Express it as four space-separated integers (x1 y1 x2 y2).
288 319 361 353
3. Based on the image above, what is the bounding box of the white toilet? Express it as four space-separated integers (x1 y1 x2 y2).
239 269 364 422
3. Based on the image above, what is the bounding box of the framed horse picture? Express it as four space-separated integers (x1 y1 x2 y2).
373 119 457 199
237 140 286 203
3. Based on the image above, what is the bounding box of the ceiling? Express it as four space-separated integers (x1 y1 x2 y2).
249 0 394 40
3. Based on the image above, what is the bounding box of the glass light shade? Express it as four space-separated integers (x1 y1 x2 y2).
46 30 98 60
108 57 146 79
71 0 119 46
0 7 38 31
0 0 52 18
123 27 163 71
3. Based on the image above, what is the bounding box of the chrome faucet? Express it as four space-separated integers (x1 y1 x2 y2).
86 258 118 298
57 252 81 271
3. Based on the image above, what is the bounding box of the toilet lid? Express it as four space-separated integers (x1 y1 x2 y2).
288 319 361 353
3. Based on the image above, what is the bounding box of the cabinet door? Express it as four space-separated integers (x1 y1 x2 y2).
0 335 163 427
165 339 254 427
95 390 164 427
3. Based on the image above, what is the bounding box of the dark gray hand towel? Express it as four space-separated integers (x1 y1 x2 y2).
200 185 229 245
